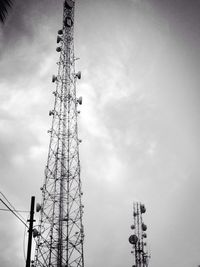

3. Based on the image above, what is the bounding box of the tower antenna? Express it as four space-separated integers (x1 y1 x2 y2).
33 0 84 266
129 202 150 267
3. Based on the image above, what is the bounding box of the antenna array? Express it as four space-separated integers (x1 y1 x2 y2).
33 1 84 266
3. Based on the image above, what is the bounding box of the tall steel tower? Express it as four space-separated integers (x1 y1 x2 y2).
129 202 150 267
33 0 84 266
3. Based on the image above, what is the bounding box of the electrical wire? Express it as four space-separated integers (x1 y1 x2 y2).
23 213 29 263
0 208 29 212
0 191 27 222
0 192 30 263
0 198 28 228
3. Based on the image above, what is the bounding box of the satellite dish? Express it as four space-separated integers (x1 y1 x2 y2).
33 228 40 238
129 234 138 245
52 75 58 83
49 110 54 116
140 204 146 214
36 203 41 212
64 17 73 27
130 225 135 230
76 71 81 79
56 47 62 52
77 96 82 105
143 233 147 238
65 0 74 9
57 36 62 44
58 29 63 35
142 223 147 231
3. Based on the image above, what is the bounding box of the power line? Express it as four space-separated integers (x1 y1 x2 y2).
0 191 27 222
0 198 28 228
0 208 29 212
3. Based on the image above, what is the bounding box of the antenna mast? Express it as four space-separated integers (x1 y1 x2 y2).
129 202 150 267
33 0 84 266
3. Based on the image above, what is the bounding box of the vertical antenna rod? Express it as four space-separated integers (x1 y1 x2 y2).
33 0 84 266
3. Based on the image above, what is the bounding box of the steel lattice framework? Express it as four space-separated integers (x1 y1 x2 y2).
33 1 84 266
129 202 150 267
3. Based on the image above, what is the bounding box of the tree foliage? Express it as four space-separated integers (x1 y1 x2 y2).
0 0 13 23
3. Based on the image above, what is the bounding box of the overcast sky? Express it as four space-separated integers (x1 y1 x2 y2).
0 0 200 266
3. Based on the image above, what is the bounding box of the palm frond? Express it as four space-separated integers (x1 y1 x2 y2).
0 0 13 24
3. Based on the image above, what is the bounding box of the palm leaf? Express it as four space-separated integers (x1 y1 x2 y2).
0 0 13 23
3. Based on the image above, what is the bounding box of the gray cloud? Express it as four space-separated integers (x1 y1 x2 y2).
0 0 200 267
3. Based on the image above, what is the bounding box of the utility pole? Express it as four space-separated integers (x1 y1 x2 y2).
26 196 35 267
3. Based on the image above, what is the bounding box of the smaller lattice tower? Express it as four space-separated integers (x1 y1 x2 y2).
128 202 150 267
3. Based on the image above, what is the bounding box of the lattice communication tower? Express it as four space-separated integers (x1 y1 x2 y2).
33 0 84 266
129 202 150 267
